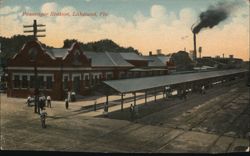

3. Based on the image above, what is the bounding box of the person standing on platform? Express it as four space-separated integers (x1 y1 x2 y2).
201 85 205 95
130 104 134 121
47 95 51 108
27 95 31 106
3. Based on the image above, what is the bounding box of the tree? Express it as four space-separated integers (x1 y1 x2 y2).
170 51 194 71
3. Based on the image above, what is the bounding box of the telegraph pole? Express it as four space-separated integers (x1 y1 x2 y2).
23 20 46 113
23 20 46 40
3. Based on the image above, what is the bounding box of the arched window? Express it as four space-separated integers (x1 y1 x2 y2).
73 49 81 65
28 47 38 61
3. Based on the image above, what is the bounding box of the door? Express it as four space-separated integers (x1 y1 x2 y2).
73 76 80 93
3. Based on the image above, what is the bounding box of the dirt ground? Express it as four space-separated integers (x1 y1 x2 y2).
0 78 249 153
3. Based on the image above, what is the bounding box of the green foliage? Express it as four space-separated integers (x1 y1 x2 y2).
0 35 140 67
170 51 194 71
63 39 139 54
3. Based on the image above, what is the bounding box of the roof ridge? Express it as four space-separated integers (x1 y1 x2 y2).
105 52 117 66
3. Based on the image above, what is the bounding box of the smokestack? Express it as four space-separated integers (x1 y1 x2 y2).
149 51 152 56
193 33 197 60
156 49 162 55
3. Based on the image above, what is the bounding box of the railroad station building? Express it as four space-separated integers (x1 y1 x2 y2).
6 40 175 100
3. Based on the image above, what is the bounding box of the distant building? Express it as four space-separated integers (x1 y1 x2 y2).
197 55 243 69
6 40 173 100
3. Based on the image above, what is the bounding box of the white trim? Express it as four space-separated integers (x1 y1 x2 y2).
106 72 113 79
92 72 101 76
12 74 19 80
63 74 69 82
12 73 54 81
7 66 120 71
106 72 113 75
38 73 54 81
92 72 102 79
7 67 92 71
12 73 33 80
72 73 81 81
83 73 90 80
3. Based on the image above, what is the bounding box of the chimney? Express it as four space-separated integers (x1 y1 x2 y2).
156 49 162 55
223 53 224 58
193 33 197 61
149 51 152 56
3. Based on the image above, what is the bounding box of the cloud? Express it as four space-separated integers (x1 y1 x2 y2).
0 6 21 15
40 2 58 13
0 2 249 60
150 5 166 18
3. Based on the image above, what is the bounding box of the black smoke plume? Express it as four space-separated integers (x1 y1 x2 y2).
192 1 237 34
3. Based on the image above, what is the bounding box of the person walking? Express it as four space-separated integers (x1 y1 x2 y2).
65 98 69 109
183 90 187 100
40 108 47 128
38 96 44 112
130 104 134 121
47 95 51 108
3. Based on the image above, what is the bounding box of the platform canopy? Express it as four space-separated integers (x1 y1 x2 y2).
103 69 247 93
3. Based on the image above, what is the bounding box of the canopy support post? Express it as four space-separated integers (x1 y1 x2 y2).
121 93 124 111
133 92 136 106
154 88 157 102
106 95 109 112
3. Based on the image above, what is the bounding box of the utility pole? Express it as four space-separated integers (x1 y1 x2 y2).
23 20 46 40
23 20 46 113
198 46 202 59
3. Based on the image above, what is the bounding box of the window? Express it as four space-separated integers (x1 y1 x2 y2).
107 73 113 80
46 76 52 89
90 75 94 86
84 75 89 86
94 75 98 84
119 72 126 79
14 75 20 89
38 76 44 89
21 75 28 88
63 76 68 90
30 76 35 88
28 47 38 61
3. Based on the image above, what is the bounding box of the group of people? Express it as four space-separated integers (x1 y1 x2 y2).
27 95 51 109
39 95 52 110
180 90 188 100
27 95 51 108
129 103 139 121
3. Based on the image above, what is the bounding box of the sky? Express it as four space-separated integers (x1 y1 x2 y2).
0 0 249 60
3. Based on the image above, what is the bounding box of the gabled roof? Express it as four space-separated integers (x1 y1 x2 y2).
143 55 171 67
143 56 165 67
85 52 134 67
46 48 68 58
157 56 171 63
120 52 148 61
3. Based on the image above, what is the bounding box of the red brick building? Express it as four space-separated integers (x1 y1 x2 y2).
6 40 174 100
